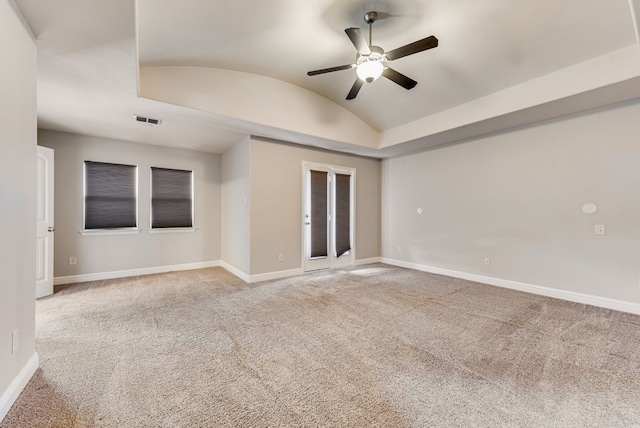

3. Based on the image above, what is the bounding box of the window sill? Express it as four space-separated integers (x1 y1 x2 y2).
80 228 141 236
148 227 196 234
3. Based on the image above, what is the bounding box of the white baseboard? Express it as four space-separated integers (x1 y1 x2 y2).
55 260 323 286
218 261 250 283
382 258 640 315
249 268 304 283
219 261 303 283
248 258 382 283
354 257 383 266
54 261 221 285
0 352 39 423
53 256 386 287
221 259 382 284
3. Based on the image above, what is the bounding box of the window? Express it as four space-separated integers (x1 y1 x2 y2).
334 173 351 258
151 167 193 229
307 170 353 259
84 161 137 230
309 170 328 258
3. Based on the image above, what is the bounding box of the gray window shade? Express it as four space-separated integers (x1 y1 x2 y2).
335 173 351 257
310 170 328 258
84 161 137 229
151 167 193 228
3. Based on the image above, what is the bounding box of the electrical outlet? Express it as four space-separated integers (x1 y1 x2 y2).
278 253 284 262
69 256 77 265
12 330 18 354
397 246 402 253
484 257 491 266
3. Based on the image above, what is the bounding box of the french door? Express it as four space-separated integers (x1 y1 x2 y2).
302 162 355 272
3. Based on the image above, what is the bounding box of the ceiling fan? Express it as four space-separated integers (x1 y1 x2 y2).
307 11 438 100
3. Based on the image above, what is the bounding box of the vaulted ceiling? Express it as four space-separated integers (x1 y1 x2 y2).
14 0 640 157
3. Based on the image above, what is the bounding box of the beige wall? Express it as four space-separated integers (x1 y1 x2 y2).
0 0 37 414
36 130 381 281
249 137 381 275
139 66 379 150
382 100 640 303
221 136 251 273
38 130 222 277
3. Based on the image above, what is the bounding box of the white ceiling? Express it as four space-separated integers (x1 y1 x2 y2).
13 0 640 156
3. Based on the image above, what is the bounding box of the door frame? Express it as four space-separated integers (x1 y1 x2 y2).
301 161 356 272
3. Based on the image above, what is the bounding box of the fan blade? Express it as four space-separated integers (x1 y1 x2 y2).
346 78 364 100
382 67 417 90
307 64 354 76
345 27 371 55
385 36 438 61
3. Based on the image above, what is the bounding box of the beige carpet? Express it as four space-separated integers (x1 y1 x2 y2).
3 264 640 427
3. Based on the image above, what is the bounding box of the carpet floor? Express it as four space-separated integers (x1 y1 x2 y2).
2 264 640 427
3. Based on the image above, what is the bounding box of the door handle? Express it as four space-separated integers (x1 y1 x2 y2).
48 227 55 232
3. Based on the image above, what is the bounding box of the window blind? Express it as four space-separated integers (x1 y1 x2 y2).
310 170 328 258
151 167 193 229
334 173 351 257
84 161 137 229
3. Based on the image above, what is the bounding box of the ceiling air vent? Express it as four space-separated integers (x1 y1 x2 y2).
134 115 162 126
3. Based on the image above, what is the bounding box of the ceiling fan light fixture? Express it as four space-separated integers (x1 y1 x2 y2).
356 54 384 83
307 10 438 99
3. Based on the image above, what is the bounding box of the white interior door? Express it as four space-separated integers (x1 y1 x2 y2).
36 146 54 299
303 163 355 272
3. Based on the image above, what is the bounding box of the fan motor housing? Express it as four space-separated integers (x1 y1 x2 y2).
364 11 378 24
